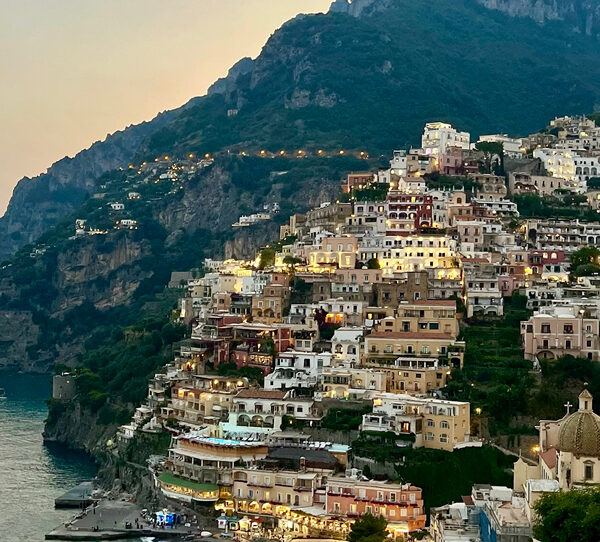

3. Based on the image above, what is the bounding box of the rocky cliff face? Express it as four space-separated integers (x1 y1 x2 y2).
331 0 600 37
329 0 393 17
0 311 42 371
476 0 600 36
52 234 153 312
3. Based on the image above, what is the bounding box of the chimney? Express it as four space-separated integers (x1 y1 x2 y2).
300 456 306 472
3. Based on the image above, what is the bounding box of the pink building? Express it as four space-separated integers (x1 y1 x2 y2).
521 306 600 361
326 477 426 538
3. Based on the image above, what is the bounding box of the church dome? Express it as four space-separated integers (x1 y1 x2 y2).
558 389 600 457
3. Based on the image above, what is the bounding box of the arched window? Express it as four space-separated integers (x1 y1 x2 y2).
440 420 450 429
426 419 435 427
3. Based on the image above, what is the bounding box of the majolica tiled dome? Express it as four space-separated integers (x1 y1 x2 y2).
558 389 600 457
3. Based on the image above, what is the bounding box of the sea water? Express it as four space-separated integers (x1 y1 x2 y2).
0 372 99 541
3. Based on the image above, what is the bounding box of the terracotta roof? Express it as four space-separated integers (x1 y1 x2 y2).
236 389 286 400
410 299 457 306
539 448 558 470
367 332 455 340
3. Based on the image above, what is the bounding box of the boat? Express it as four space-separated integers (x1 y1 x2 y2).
0 388 6 399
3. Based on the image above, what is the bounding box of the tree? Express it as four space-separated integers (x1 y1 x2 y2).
283 254 303 269
570 246 600 276
587 177 600 189
475 141 504 175
348 513 388 542
534 487 600 542
366 258 380 269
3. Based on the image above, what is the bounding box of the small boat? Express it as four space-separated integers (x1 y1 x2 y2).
0 388 6 399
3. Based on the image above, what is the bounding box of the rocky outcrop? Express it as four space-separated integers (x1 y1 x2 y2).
44 402 115 454
52 234 153 312
476 0 600 36
329 0 393 16
208 57 254 97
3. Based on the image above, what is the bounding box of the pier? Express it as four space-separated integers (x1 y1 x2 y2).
55 481 95 508
46 500 218 541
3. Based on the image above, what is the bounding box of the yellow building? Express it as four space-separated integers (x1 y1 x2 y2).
363 332 464 368
374 300 460 337
252 284 290 324
361 393 472 452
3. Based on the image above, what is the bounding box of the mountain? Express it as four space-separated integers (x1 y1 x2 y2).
1 0 600 373
0 108 184 259
2 0 600 261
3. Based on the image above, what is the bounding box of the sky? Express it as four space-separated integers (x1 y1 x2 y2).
0 0 331 214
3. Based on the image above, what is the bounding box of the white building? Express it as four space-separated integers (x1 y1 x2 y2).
222 389 320 437
422 122 470 156
463 260 504 318
533 148 579 190
331 327 365 366
318 366 386 400
264 350 333 390
390 150 408 177
478 134 524 158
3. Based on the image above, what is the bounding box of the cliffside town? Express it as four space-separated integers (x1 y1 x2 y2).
45 114 600 541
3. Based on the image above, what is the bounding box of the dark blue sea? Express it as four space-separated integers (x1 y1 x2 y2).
0 372 100 541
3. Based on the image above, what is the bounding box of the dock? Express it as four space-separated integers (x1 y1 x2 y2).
46 500 217 540
55 481 95 508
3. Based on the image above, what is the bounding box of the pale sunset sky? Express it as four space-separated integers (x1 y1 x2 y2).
0 0 331 213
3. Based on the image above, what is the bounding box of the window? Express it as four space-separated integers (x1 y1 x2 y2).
425 432 434 441
426 419 435 427
541 324 551 334
429 322 439 330
440 434 449 443
563 324 573 334
440 420 450 429
585 462 594 480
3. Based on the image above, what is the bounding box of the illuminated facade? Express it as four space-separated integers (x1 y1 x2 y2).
326 477 426 537
361 393 472 452
422 122 470 156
